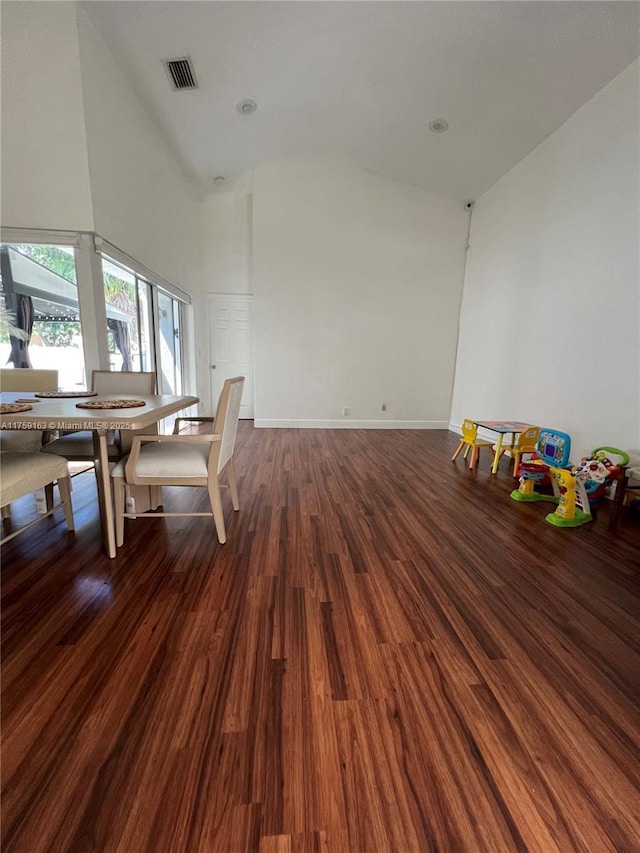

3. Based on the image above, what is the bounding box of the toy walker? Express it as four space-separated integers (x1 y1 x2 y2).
575 447 630 506
510 430 629 528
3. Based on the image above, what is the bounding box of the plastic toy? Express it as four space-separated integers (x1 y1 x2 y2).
511 433 630 528
575 447 630 508
548 446 629 528
546 465 592 528
570 447 630 532
510 428 571 505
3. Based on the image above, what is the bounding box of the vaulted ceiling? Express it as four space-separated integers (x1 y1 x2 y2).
84 1 640 200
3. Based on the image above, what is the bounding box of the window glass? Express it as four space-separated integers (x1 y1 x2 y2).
1 238 189 398
102 258 143 371
0 243 86 390
157 291 183 394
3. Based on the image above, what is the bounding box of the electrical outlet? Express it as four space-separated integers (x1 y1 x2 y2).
343 407 350 416
381 403 387 411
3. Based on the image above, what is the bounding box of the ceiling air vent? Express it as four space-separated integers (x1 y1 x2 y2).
163 57 198 91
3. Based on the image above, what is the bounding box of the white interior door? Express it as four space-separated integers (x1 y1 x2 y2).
208 294 254 419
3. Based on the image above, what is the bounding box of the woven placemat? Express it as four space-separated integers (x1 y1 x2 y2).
75 398 146 410
36 390 97 398
0 402 33 413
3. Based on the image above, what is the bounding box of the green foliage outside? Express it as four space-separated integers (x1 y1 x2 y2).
32 321 80 348
20 244 77 284
1 244 137 348
0 245 80 346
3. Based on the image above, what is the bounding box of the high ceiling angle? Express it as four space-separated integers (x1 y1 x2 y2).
83 1 640 199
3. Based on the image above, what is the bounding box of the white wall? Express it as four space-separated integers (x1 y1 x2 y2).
252 158 468 427
200 193 252 296
451 60 640 459
0 3 94 230
0 4 199 290
192 192 252 412
0 4 201 395
76 8 200 293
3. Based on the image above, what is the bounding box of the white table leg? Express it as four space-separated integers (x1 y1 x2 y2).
93 429 117 558
119 426 157 514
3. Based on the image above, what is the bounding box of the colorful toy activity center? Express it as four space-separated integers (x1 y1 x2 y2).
510 428 629 528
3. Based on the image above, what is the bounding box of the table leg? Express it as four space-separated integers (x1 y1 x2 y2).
119 426 157 514
492 433 504 475
93 429 117 558
609 470 628 530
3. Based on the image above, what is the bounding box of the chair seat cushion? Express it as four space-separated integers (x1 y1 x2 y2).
42 431 120 459
112 441 211 479
1 430 45 453
0 451 69 505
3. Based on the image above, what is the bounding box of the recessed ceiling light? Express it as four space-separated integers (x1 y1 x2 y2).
237 99 257 115
213 176 226 185
429 119 449 133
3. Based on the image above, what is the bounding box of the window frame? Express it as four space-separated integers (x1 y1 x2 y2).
1 227 192 395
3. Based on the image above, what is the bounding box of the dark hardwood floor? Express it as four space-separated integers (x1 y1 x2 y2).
2 424 639 852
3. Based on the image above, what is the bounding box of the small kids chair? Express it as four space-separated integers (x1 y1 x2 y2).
496 425 541 477
451 419 495 471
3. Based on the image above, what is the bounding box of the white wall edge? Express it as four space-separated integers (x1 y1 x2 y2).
254 419 449 429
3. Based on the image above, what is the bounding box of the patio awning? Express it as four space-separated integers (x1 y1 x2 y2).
1 246 131 323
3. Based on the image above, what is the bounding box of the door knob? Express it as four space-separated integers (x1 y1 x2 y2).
211 364 216 369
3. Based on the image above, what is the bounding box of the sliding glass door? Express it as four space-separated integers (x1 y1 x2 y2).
156 291 183 395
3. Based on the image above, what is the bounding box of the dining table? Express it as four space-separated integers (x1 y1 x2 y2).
472 420 532 475
1 391 199 557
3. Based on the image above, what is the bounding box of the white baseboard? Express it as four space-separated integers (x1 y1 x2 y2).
254 419 449 430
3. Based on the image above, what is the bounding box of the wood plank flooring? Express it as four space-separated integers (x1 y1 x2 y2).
2 424 639 852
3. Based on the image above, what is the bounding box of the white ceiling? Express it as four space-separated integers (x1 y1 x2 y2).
84 1 640 200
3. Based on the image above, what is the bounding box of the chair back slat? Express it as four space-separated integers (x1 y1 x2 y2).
518 425 540 452
461 419 478 442
0 368 58 392
91 370 156 394
214 377 245 473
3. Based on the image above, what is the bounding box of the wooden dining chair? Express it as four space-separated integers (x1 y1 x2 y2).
112 376 244 547
0 368 59 393
41 370 157 466
1 451 74 544
0 368 59 452
451 418 495 471
622 467 640 512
